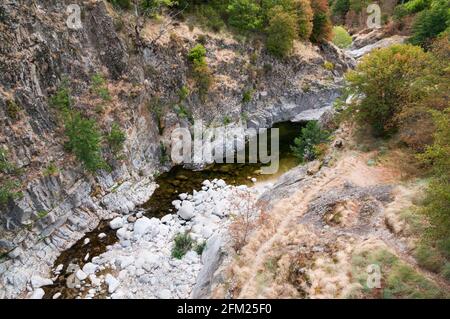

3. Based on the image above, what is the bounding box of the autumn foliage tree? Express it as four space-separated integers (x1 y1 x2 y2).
310 0 332 43
266 5 298 57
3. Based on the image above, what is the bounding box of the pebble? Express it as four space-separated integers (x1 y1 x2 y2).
98 233 107 239
29 288 45 299
83 238 90 245
82 263 98 275
75 269 88 281
52 292 62 299
110 217 124 230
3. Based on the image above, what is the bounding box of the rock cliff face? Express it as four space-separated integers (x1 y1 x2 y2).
0 1 354 298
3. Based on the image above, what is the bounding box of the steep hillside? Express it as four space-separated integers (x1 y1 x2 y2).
0 0 353 298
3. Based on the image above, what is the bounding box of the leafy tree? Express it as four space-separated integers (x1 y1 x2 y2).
293 0 314 40
291 121 330 162
227 0 263 31
409 0 449 48
310 0 332 43
331 0 349 23
418 108 450 241
261 0 313 40
345 44 432 137
266 5 298 57
64 112 108 172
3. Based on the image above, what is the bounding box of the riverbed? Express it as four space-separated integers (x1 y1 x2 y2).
43 121 304 299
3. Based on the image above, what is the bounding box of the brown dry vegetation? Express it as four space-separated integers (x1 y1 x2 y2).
212 126 450 299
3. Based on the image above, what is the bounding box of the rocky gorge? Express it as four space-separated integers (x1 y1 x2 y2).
0 0 422 300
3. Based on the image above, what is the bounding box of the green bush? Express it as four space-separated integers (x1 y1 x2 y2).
409 0 449 48
323 60 334 70
91 73 111 101
172 232 194 259
43 162 59 177
188 45 213 98
0 147 13 174
290 121 330 162
242 89 254 103
418 108 450 241
332 25 352 48
188 44 207 63
194 241 207 255
0 180 21 207
64 112 108 172
404 0 432 13
106 123 126 156
50 84 71 110
331 0 349 23
415 243 446 273
108 0 132 10
6 100 20 121
178 85 190 102
266 5 298 57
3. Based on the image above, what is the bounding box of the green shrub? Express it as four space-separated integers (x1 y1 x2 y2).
172 232 193 259
178 85 190 102
409 0 449 48
50 84 71 110
188 45 213 99
0 181 21 207
332 25 352 48
323 60 334 71
291 121 330 162
108 0 132 10
0 147 13 174
194 241 207 255
404 0 432 14
64 112 108 172
106 123 126 155
242 89 254 103
188 44 207 63
91 73 111 101
223 115 232 125
266 5 298 57
415 243 445 273
6 100 20 121
43 162 59 177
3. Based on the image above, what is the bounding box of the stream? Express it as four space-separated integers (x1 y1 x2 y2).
43 121 304 299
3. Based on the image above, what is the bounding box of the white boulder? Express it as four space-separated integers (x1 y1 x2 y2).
105 274 120 293
178 201 195 220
